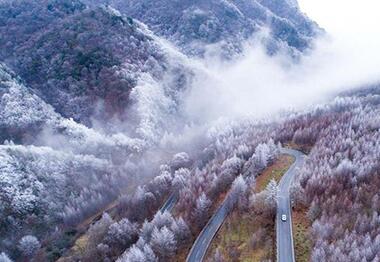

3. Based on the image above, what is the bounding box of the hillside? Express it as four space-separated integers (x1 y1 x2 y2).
0 0 336 261
0 0 193 128
93 0 320 57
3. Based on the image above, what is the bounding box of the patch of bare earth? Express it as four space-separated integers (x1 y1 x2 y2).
292 206 312 262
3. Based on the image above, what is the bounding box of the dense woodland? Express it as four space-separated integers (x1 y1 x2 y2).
0 0 193 128
82 0 319 57
282 91 380 261
0 0 379 262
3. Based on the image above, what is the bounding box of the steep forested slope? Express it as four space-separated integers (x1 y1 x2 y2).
0 63 57 142
0 0 325 261
91 0 320 56
0 1 196 257
0 0 193 126
0 63 157 259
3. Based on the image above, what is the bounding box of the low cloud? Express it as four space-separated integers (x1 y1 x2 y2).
183 26 380 125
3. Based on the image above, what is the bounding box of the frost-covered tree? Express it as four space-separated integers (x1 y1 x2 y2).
150 226 176 260
170 152 192 170
243 139 279 177
105 218 139 248
172 168 190 193
171 217 191 247
86 213 114 252
149 170 172 199
118 210 186 261
249 179 278 218
151 211 175 230
0 252 12 262
221 155 243 175
226 175 249 212
18 235 40 257
140 220 155 242
127 186 158 221
253 143 271 170
234 143 252 160
119 245 145 262
265 179 278 212
192 193 212 228
117 242 157 262
275 91 380 260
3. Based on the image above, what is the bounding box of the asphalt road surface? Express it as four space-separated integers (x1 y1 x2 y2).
160 193 178 213
186 197 230 262
277 148 306 262
186 148 305 262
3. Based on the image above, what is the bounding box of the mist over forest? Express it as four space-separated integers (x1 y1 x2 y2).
0 0 379 261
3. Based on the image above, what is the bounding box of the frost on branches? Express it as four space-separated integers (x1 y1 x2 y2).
281 92 380 261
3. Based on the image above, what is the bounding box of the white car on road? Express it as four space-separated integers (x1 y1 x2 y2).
281 214 287 222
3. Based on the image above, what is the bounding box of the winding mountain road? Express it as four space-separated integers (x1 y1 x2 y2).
186 194 231 262
277 148 305 262
186 148 305 262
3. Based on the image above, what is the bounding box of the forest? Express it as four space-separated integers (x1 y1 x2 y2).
1 0 380 261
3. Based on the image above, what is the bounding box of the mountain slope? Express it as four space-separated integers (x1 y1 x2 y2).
0 0 193 127
97 0 320 57
0 63 58 142
0 0 325 260
0 62 160 258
